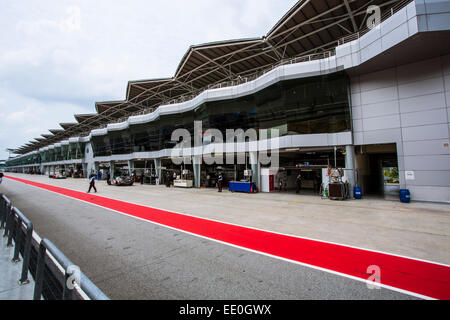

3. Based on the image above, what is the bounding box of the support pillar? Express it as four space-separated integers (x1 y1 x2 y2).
345 145 356 198
249 151 260 189
154 159 161 184
127 160 134 175
94 162 99 175
110 161 115 178
82 163 87 178
192 155 201 188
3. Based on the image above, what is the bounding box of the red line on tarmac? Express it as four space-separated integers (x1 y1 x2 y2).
5 175 450 299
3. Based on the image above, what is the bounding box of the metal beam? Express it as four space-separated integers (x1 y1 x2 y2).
344 0 358 32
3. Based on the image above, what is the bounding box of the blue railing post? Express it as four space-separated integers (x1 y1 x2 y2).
2 197 11 237
12 209 22 263
0 194 4 230
19 225 33 285
33 242 47 300
63 269 75 300
10 207 33 285
5 203 14 247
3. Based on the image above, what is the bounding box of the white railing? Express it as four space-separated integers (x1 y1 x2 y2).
337 0 414 46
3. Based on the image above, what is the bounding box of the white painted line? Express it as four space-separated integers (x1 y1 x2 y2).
6 178 440 299
8 177 449 267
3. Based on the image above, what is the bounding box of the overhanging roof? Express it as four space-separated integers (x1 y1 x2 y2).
74 113 98 123
11 0 412 155
59 122 78 130
49 129 64 135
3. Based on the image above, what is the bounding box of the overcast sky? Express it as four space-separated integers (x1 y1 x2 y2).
0 0 297 160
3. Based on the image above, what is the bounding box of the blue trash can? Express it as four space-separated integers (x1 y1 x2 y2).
399 189 410 203
354 186 362 199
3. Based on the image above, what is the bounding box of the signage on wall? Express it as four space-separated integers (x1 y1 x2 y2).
405 171 415 180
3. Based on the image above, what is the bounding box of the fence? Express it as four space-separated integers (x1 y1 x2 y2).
0 192 109 300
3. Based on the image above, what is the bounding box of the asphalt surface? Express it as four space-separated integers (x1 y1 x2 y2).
0 178 417 300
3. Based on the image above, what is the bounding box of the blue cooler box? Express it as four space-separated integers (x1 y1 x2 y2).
354 186 362 199
399 189 410 203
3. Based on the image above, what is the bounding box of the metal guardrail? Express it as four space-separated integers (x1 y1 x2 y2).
34 238 109 300
10 207 33 285
204 50 335 93
0 193 10 231
0 193 109 300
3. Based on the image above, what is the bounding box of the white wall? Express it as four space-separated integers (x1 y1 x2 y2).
350 54 450 202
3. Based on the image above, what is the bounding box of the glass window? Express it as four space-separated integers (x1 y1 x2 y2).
90 72 350 156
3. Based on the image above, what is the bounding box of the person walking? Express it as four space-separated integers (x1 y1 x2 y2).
87 174 97 193
217 172 223 192
140 171 145 185
295 172 302 194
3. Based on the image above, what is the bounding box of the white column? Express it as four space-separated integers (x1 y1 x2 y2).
345 145 356 198
192 155 201 188
154 159 161 184
127 160 134 175
249 151 259 188
109 161 115 178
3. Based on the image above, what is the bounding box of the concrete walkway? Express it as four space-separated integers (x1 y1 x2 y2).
0 234 35 300
1 173 450 265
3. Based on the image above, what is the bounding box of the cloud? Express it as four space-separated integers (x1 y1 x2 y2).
16 5 81 35
0 0 297 159
61 6 81 32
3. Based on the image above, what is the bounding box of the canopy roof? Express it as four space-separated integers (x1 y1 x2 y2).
13 0 411 154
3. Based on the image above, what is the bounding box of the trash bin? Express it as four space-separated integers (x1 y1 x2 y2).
399 189 410 203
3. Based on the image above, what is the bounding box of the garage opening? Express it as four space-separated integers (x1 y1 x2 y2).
262 147 347 194
355 143 399 199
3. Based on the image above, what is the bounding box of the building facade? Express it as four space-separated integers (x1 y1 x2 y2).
6 0 450 202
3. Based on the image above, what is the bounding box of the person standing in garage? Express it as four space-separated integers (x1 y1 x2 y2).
173 171 177 185
314 173 322 195
165 171 171 188
217 172 223 192
296 172 302 194
106 171 111 185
